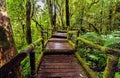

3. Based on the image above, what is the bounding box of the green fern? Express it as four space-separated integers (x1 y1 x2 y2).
104 31 120 49
81 32 104 45
78 32 107 71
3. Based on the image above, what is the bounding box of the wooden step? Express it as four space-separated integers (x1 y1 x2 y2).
35 54 88 78
48 38 67 42
52 32 67 38
45 42 73 53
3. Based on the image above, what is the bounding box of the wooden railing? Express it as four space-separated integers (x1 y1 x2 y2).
0 38 42 78
67 30 120 78
1 29 120 78
0 27 53 78
76 37 120 78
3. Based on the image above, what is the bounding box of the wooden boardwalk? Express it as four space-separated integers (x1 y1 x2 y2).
35 32 88 78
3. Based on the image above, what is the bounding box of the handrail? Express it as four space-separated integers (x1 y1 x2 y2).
77 37 120 56
75 52 99 78
0 38 42 78
67 30 79 50
76 37 120 78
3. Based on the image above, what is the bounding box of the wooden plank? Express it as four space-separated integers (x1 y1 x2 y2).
45 42 73 51
0 52 27 78
0 38 42 78
48 38 67 42
38 69 80 73
43 55 74 59
37 72 81 77
40 65 80 69
35 34 88 78
40 63 78 66
52 32 67 38
42 59 75 63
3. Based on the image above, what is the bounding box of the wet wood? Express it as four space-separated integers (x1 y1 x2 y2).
35 32 88 78
45 32 73 52
48 38 67 42
52 32 67 38
45 41 73 53
0 38 42 78
35 54 88 78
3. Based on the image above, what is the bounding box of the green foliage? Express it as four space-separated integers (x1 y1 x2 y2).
81 32 104 45
5 0 120 77
115 73 120 78
104 31 120 49
21 56 30 78
78 31 120 78
104 31 120 78
21 45 42 78
78 32 107 72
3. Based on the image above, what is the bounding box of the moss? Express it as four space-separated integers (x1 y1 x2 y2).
103 55 119 78
68 40 75 49
75 52 99 78
77 37 120 56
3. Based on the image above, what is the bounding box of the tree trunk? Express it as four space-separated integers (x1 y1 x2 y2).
46 0 53 29
60 0 65 29
0 0 22 77
26 0 32 44
80 7 85 32
53 0 57 31
108 0 113 31
65 0 70 29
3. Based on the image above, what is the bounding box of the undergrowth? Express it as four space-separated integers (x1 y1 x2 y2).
78 31 120 78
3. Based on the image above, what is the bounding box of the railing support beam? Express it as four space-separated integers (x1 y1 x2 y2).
30 49 36 78
103 55 119 78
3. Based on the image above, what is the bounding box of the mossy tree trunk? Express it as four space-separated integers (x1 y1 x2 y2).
46 0 54 29
0 0 22 77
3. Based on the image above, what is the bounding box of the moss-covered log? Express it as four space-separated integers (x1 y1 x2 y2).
103 55 119 78
68 40 75 49
75 52 99 78
68 30 77 34
77 37 120 56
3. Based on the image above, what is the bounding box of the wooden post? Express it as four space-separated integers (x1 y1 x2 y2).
103 55 119 78
75 30 79 51
41 30 44 51
30 49 36 78
66 0 70 30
